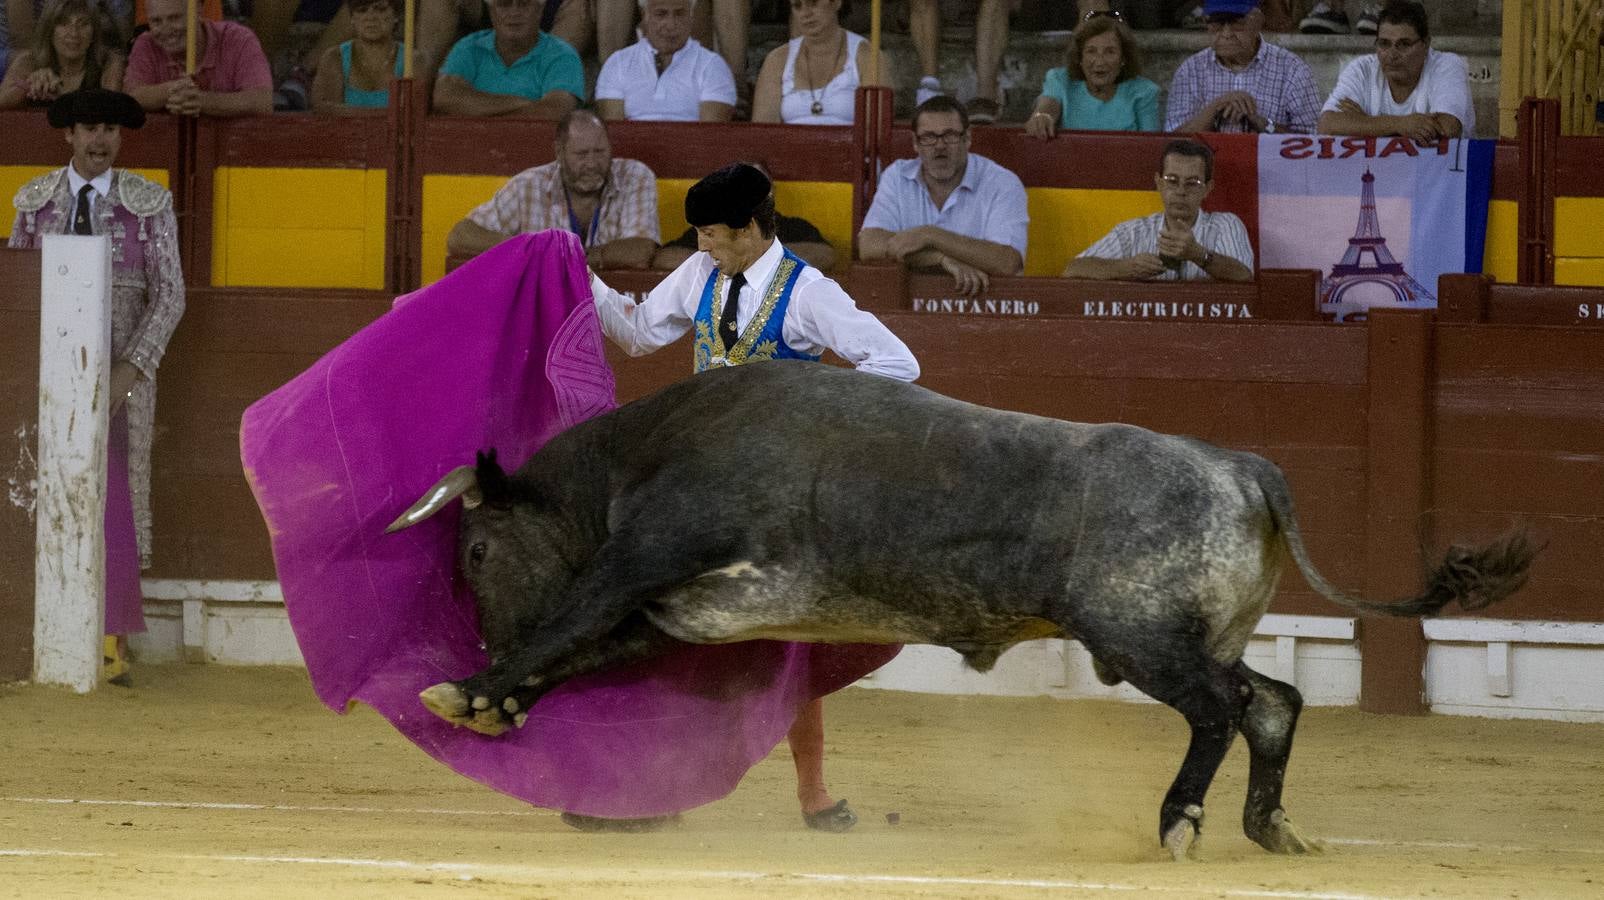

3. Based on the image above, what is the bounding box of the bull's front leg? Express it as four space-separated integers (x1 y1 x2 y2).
421 610 678 736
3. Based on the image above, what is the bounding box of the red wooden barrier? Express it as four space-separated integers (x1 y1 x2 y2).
0 249 41 680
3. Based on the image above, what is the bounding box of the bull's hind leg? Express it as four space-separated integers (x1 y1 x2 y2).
1236 663 1322 854
1077 625 1251 861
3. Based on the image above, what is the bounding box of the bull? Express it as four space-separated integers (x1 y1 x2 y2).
387 360 1533 859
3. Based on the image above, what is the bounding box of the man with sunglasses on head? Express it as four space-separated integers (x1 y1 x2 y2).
1063 139 1253 282
1165 0 1320 134
858 95 1027 297
1316 0 1472 141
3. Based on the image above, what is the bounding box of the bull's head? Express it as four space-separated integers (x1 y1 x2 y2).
386 450 567 659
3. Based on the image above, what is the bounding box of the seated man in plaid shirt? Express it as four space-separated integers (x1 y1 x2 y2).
1164 0 1321 134
447 109 660 270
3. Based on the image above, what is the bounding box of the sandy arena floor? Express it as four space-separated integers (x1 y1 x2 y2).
1 663 1600 899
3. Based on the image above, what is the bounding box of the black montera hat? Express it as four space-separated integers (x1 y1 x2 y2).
47 89 146 130
684 163 771 229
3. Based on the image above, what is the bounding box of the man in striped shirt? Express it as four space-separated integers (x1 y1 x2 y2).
1164 0 1321 135
1063 139 1255 282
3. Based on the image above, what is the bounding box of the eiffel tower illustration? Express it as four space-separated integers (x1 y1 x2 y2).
1320 168 1435 321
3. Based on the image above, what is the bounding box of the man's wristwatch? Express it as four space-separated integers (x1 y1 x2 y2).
1201 250 1216 268
1262 120 1276 134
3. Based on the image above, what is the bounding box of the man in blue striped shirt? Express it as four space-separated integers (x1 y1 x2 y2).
1165 0 1322 135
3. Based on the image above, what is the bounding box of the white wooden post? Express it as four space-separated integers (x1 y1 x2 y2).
33 235 112 692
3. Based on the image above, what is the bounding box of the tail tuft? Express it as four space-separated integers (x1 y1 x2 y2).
1423 530 1540 614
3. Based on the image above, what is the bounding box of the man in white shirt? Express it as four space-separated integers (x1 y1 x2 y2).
1316 0 1474 141
858 95 1028 298
1063 139 1255 282
595 0 736 122
587 163 917 833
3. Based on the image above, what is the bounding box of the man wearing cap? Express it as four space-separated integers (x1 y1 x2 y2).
124 0 273 116
432 0 584 118
1165 0 1321 134
447 109 659 269
9 89 186 685
586 162 918 833
1063 139 1254 282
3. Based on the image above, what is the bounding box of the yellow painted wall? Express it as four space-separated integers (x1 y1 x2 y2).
1482 199 1518 284
1555 196 1604 286
422 174 856 285
2 166 171 240
1024 187 1162 276
210 167 387 289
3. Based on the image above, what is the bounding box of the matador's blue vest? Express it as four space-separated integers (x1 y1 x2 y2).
692 247 821 372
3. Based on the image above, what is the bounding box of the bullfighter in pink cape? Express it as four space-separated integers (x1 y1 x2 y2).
240 225 904 826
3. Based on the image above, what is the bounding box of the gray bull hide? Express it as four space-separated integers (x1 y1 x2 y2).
388 360 1534 859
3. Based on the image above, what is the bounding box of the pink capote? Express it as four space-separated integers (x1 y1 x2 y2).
239 231 897 817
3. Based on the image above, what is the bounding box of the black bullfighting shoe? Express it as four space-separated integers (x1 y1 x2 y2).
559 812 682 833
802 799 858 832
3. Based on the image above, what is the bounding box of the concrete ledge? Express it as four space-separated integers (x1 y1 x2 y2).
125 582 1604 722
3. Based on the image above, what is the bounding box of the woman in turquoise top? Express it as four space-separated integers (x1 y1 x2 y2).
1024 14 1158 137
310 0 403 111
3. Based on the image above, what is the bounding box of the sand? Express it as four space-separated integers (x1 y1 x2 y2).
1 664 1600 898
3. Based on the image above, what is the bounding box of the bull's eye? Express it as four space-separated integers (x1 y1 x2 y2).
469 542 487 565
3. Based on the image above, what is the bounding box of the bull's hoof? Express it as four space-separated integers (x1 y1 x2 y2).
803 799 858 833
420 682 512 735
420 682 471 721
1161 803 1205 862
1249 809 1324 855
560 812 682 833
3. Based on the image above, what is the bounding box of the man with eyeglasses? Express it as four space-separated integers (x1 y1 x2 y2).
1063 139 1253 282
1165 0 1320 134
1316 0 1473 141
433 0 585 117
858 95 1027 297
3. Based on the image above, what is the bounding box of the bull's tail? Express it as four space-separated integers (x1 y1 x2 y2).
1253 460 1537 617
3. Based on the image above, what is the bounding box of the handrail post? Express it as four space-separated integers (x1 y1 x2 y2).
1516 96 1558 284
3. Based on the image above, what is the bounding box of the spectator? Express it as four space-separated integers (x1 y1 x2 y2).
1063 138 1253 282
654 161 836 270
124 0 272 116
447 109 658 268
858 95 1027 297
415 0 590 86
909 0 1008 123
0 1 43 79
1024 12 1157 138
0 0 125 110
309 0 403 112
1165 0 1321 134
1317 0 1472 140
752 0 883 125
596 0 749 110
432 0 583 118
1299 1 1380 35
595 0 735 122
10 89 186 686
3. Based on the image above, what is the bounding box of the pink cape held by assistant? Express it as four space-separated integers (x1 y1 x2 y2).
238 231 897 817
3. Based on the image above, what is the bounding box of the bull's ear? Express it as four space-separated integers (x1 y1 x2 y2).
475 449 511 504
385 465 481 532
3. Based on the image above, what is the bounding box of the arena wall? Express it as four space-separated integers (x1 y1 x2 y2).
3 108 1602 721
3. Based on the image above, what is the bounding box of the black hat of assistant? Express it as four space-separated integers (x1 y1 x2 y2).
684 163 772 230
47 89 146 130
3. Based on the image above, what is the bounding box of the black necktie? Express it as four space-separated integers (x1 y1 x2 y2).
719 272 745 349
73 184 94 235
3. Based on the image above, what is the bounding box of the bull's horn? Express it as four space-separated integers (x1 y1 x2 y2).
384 466 483 533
